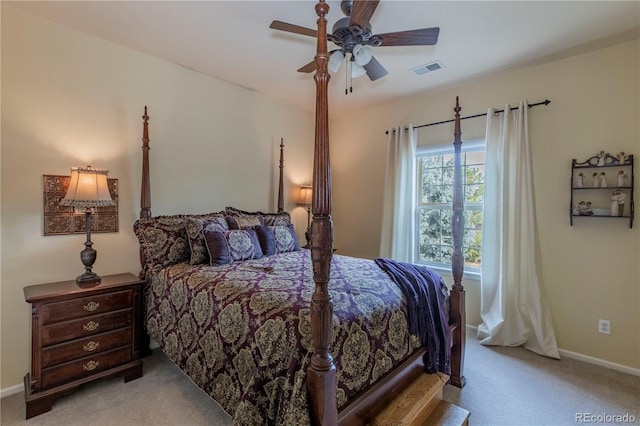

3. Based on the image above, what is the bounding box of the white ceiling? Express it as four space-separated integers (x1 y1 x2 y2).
9 1 640 117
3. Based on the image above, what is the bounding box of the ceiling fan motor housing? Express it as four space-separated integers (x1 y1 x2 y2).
332 17 377 53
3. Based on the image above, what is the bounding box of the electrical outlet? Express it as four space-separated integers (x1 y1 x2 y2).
598 319 611 334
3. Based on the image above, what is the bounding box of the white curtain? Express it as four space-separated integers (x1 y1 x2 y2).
380 125 417 262
477 102 560 359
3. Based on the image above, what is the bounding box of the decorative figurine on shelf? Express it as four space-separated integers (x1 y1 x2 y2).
617 170 628 187
616 151 629 164
610 190 626 216
574 172 584 188
599 172 607 188
578 201 593 216
592 172 600 188
596 150 607 166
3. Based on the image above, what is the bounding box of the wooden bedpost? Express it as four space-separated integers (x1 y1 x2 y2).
140 106 151 219
307 1 338 425
278 138 285 214
138 106 152 357
139 106 152 278
449 97 466 388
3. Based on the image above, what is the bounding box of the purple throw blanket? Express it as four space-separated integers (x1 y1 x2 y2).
374 258 451 375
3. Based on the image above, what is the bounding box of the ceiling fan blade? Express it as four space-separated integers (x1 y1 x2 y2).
363 56 388 81
349 0 380 29
297 60 317 73
376 27 440 46
298 49 342 74
270 20 318 38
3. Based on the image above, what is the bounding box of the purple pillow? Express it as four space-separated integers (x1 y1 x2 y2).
256 224 300 256
262 214 291 227
204 229 263 266
226 215 264 230
133 215 190 274
184 216 229 265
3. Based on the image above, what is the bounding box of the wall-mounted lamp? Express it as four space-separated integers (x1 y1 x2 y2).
61 166 115 286
297 184 312 248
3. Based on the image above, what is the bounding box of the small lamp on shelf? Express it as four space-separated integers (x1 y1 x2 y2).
297 184 312 248
61 166 115 286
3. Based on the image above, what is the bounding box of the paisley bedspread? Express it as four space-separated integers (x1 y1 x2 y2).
144 250 447 425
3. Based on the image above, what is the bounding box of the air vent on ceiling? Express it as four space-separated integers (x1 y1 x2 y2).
411 61 445 76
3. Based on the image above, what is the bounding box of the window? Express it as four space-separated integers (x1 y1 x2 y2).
415 142 485 273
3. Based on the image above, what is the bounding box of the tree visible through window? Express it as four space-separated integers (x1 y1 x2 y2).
416 146 485 271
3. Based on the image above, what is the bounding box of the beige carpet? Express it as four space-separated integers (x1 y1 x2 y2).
443 329 639 425
2 328 638 425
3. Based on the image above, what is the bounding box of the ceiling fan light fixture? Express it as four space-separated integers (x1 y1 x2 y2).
351 63 367 78
328 50 345 73
353 44 373 66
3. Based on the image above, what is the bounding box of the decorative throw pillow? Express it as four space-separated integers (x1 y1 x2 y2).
184 216 229 265
262 214 292 227
226 215 264 230
133 215 191 274
255 224 300 256
204 229 264 266
225 206 262 216
225 206 291 226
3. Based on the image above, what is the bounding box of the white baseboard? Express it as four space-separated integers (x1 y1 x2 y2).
466 324 640 377
1 383 23 398
558 348 640 377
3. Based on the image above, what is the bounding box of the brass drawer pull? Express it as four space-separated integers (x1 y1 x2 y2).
83 360 99 371
83 301 100 312
83 341 99 352
82 321 100 332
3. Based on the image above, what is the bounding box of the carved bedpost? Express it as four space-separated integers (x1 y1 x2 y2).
278 138 285 214
139 106 152 280
307 1 338 425
140 106 151 219
138 106 152 357
449 97 466 387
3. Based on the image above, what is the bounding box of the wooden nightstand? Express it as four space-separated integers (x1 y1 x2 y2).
23 273 144 419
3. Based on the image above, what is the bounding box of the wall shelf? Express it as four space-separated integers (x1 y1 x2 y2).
570 153 634 228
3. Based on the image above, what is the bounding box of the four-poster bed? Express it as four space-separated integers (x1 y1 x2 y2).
133 2 466 424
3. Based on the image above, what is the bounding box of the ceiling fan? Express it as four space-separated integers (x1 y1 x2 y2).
270 0 440 86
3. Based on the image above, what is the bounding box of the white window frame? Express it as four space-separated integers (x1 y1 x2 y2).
414 139 485 279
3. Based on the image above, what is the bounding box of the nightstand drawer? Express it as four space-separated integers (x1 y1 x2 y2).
42 328 132 368
41 310 132 346
41 290 133 324
41 346 132 390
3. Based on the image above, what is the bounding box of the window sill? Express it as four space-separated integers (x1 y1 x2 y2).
423 264 481 282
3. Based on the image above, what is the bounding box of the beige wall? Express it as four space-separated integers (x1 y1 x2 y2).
331 39 640 370
0 5 315 390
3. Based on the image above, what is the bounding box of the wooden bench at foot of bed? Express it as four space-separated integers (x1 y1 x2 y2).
371 373 470 426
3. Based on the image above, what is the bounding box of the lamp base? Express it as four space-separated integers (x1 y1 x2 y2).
304 229 311 249
76 272 101 287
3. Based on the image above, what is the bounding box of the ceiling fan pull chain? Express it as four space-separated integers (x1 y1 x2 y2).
345 59 350 95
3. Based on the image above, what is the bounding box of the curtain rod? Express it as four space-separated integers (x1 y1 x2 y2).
385 99 551 134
